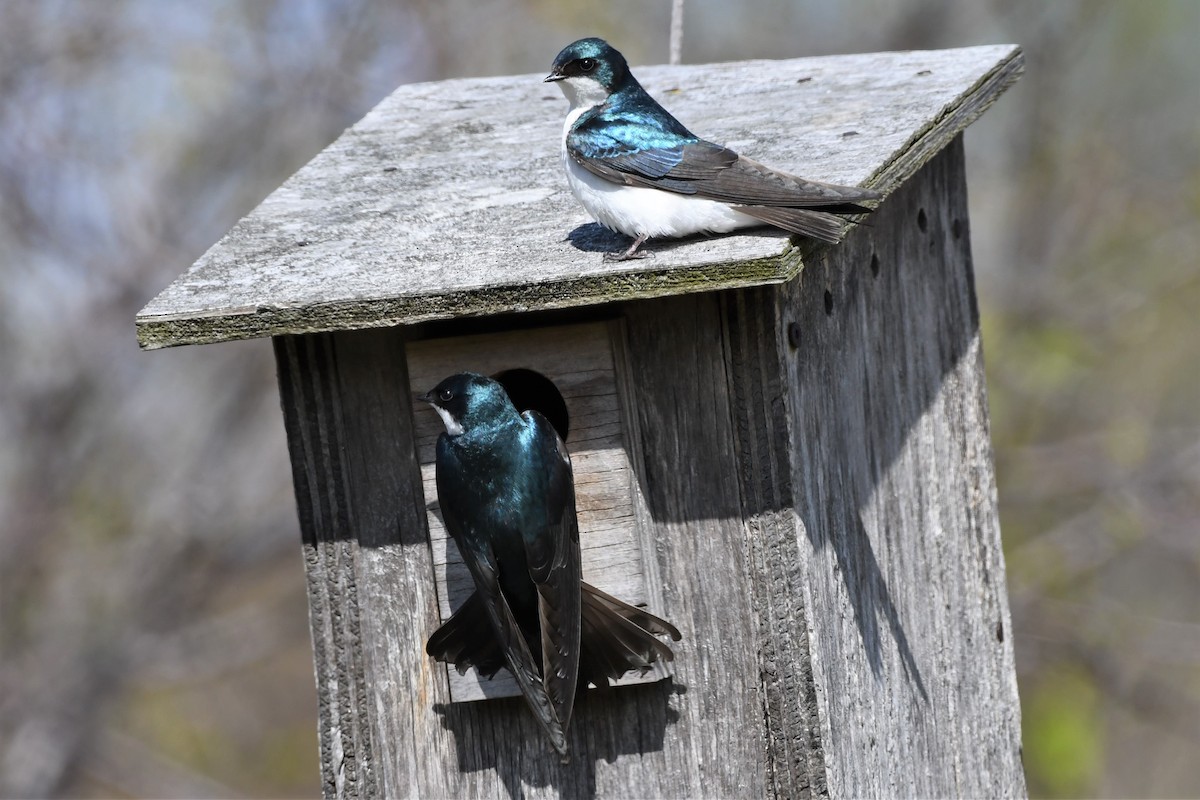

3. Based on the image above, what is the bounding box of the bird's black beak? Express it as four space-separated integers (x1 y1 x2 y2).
544 70 565 83
417 390 435 405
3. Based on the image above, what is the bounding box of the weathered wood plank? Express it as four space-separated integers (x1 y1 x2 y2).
137 45 1022 349
705 136 1024 799
275 332 390 800
721 283 829 798
611 292 771 798
277 309 771 798
775 136 1025 797
272 142 1025 796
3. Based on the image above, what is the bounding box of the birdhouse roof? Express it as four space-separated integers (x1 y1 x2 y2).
136 44 1021 349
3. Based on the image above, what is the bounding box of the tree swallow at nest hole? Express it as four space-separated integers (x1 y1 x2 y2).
545 37 881 260
421 373 681 759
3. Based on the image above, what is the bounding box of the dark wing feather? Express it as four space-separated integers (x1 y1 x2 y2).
521 412 582 737
601 145 687 179
599 140 737 182
457 540 568 754
568 113 880 211
677 154 879 209
434 435 569 756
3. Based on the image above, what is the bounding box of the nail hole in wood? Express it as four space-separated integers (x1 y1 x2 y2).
917 208 928 232
870 252 880 278
787 322 802 349
823 290 834 316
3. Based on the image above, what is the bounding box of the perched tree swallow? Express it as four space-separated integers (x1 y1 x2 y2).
546 37 881 260
421 373 681 758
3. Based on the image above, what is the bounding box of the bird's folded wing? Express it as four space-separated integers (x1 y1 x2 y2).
465 550 569 754
443 498 568 755
568 123 879 210
521 412 583 735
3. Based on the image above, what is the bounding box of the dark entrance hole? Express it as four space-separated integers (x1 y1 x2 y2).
493 368 570 441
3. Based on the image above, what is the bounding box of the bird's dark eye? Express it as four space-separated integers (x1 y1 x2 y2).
578 58 596 73
439 389 453 402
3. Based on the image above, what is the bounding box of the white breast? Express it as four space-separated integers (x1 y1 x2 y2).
560 107 759 240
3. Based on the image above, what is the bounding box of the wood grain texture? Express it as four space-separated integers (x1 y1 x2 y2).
721 284 828 798
614 293 771 798
274 307 775 798
272 140 1026 794
138 45 1022 349
259 90 1027 793
773 136 1025 798
275 332 392 800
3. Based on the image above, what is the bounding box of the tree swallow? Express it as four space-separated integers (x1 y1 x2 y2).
545 37 881 260
421 373 681 758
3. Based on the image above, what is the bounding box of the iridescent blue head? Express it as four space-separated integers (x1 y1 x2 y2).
545 38 633 110
422 372 519 436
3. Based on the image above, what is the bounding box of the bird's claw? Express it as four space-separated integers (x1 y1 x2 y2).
603 234 651 261
602 249 653 262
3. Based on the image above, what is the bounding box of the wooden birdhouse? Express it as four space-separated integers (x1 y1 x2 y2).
138 45 1027 799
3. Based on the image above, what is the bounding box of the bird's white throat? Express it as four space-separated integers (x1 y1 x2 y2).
556 75 609 121
433 405 464 436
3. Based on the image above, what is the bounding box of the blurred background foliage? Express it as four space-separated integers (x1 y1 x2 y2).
0 0 1196 797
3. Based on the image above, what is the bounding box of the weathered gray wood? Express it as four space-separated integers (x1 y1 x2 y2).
722 283 829 798
275 331 399 800
137 45 1022 349
228 40 1030 799
616 293 773 798
271 137 1024 798
273 302 773 798
759 136 1023 797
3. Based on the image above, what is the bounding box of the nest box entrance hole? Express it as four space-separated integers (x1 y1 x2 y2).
493 367 570 441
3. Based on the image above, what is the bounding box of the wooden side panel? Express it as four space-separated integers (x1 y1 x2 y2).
275 331 394 800
273 137 1024 799
613 293 771 798
776 136 1026 798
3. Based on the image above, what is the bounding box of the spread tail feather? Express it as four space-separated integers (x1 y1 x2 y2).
578 581 680 689
427 584 681 690
425 591 507 678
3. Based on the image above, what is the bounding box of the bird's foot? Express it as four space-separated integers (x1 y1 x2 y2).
602 250 653 262
602 234 651 262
